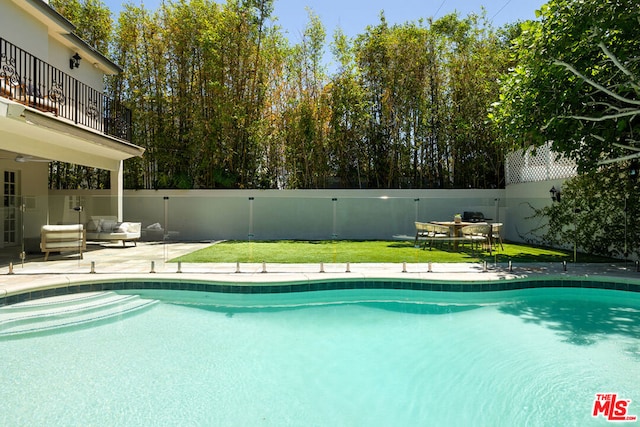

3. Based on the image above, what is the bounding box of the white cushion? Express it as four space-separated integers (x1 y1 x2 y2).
124 222 141 233
86 222 141 241
43 240 83 249
86 219 100 232
42 224 83 232
101 220 117 232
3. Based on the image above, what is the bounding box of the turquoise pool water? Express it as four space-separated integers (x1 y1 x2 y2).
1 287 639 426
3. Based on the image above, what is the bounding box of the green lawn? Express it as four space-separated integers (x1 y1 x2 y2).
171 240 618 264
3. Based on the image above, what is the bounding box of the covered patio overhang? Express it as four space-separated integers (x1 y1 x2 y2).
0 99 144 220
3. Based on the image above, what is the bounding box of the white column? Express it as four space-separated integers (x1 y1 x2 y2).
111 160 124 221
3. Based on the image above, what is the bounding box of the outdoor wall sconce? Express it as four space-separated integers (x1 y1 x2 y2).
70 53 81 69
549 186 561 202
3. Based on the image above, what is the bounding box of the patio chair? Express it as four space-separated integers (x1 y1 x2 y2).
460 224 492 255
425 223 451 250
414 222 450 250
491 223 504 251
414 222 428 247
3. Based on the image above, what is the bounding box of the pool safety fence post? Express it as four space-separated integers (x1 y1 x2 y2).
402 261 407 273
331 198 337 238
346 262 350 273
163 197 169 262
332 198 338 262
636 260 639 272
20 199 26 267
413 197 420 257
508 260 513 272
483 261 488 272
177 261 182 273
74 206 83 266
262 261 267 273
624 196 629 261
236 261 241 273
319 262 324 273
8 262 13 275
248 197 255 262
573 206 581 263
428 262 432 273
150 261 156 273
563 260 567 271
163 196 169 234
90 261 96 274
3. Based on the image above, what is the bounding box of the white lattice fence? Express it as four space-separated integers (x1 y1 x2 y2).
505 143 576 185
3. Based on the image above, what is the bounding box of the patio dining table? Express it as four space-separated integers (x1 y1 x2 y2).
431 221 489 251
431 221 474 251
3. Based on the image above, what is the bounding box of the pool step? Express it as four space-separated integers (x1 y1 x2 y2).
0 291 157 338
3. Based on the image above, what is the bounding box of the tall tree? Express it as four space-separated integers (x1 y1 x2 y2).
48 0 514 190
353 13 507 188
327 28 369 188
281 9 328 188
443 14 509 188
50 0 112 54
110 0 280 189
110 3 169 189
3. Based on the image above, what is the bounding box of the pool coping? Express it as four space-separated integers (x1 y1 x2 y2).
2 270 640 306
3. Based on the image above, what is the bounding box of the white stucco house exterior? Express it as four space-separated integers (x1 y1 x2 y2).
0 0 144 252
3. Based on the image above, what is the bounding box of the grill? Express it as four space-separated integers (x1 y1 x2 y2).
463 211 492 223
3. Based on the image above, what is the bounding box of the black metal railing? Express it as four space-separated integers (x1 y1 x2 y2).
0 37 131 142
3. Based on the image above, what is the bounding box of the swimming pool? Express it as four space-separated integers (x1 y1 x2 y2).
1 283 639 426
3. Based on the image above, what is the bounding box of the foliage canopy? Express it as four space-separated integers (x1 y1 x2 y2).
491 0 640 171
50 0 513 190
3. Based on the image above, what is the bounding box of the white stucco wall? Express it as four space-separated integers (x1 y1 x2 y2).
0 1 49 59
504 179 565 245
42 183 575 249
47 39 105 90
1 0 106 92
48 188 509 241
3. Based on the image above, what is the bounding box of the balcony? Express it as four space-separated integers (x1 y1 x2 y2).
0 37 131 142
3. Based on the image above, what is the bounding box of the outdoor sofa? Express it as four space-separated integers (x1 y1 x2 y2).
86 217 141 247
